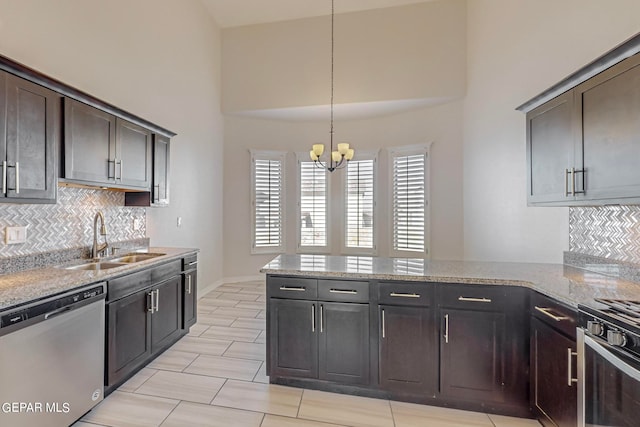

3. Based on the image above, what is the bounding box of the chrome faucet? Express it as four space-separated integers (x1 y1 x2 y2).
92 211 109 259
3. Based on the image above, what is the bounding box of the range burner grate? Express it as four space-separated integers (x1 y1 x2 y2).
594 298 640 325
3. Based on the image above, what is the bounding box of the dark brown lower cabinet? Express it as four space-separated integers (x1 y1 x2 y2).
182 269 197 330
318 302 369 385
106 274 183 392
269 299 370 385
269 298 318 379
379 305 436 395
106 289 151 387
531 317 577 427
440 308 506 402
150 277 182 353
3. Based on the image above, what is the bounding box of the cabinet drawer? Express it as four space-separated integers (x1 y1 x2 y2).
183 254 198 271
268 276 318 300
378 282 432 306
439 284 509 311
108 269 152 302
151 259 181 282
318 280 369 303
531 292 577 339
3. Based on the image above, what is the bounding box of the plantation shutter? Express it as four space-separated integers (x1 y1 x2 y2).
253 157 283 251
392 153 426 253
299 161 328 248
345 159 375 249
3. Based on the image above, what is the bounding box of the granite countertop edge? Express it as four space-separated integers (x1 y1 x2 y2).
260 256 640 309
0 247 199 311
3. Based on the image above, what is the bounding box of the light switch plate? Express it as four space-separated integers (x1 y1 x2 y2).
5 226 27 244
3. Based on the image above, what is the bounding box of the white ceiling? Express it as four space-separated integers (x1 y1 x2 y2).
201 0 436 28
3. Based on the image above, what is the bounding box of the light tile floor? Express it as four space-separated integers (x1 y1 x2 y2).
77 280 541 427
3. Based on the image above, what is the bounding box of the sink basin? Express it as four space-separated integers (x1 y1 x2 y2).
64 262 127 271
111 253 165 263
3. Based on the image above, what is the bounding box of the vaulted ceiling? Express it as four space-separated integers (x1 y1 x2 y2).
200 0 436 28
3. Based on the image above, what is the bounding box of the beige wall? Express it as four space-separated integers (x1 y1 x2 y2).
222 0 466 113
463 0 640 263
0 0 224 287
223 101 464 277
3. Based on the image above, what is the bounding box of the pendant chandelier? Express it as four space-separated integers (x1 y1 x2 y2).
309 0 354 172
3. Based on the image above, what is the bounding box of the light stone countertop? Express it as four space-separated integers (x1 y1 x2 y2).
0 247 198 311
261 254 640 309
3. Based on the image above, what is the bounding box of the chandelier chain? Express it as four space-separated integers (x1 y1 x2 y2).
330 0 335 164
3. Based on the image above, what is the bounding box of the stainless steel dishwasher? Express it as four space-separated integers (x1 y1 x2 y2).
0 282 106 427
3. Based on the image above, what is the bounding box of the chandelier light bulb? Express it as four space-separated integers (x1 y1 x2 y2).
312 144 325 156
345 148 355 160
337 143 350 155
310 150 319 161
331 151 342 162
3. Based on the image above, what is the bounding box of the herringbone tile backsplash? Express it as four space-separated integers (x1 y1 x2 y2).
0 187 145 258
569 206 640 264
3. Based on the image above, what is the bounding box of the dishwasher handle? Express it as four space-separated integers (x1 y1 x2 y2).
44 306 74 320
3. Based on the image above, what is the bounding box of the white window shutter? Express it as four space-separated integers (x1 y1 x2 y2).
252 152 285 253
299 161 328 248
345 159 375 250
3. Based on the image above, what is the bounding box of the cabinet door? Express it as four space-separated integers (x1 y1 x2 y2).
106 290 152 388
3 74 59 201
531 318 577 427
577 54 640 201
269 299 318 379
116 118 151 189
152 134 170 205
182 270 197 330
151 276 182 353
526 91 577 204
440 309 506 402
379 305 436 395
64 98 116 184
318 302 369 385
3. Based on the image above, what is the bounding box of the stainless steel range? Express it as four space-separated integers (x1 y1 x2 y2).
577 299 640 427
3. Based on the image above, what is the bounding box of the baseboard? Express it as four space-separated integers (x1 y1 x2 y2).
198 274 265 298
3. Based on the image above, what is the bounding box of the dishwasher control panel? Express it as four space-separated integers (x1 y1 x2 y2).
1 285 104 329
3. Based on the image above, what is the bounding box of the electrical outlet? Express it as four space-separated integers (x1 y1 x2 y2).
5 226 27 244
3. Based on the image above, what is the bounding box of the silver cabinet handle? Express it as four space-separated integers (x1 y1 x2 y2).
329 289 357 294
154 289 160 312
567 348 578 386
119 159 123 180
458 296 491 303
311 304 315 332
187 275 192 294
2 160 6 195
570 167 576 196
390 292 420 298
147 290 155 313
279 286 306 292
444 314 449 343
107 159 116 180
535 306 568 322
565 168 570 196
320 304 324 333
14 162 18 194
188 261 198 266
381 309 386 338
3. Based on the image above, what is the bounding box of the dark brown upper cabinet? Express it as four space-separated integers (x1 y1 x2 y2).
0 71 60 203
519 33 640 206
125 134 170 207
63 98 151 190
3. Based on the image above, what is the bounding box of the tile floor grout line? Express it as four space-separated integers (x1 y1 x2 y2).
208 378 228 404
388 398 397 427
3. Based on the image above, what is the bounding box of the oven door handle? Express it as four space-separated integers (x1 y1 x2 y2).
583 334 640 381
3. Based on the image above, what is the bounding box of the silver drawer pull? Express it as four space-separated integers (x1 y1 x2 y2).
390 292 420 298
567 348 578 386
458 296 492 303
188 261 198 266
535 306 569 322
279 286 306 292
329 289 357 295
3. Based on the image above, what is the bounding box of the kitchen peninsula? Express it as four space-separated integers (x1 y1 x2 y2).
261 254 640 420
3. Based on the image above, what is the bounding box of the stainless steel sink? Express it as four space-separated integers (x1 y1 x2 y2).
111 253 165 263
64 262 126 271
